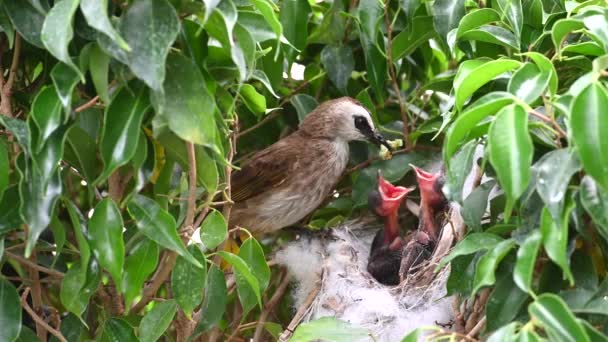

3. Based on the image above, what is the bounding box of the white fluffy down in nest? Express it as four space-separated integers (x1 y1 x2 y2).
275 145 486 341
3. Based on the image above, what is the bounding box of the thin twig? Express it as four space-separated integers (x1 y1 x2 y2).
185 142 197 228
253 271 291 341
528 108 567 138
74 95 100 113
384 1 410 148
0 33 21 117
27 252 46 342
21 288 68 342
466 316 486 339
5 251 64 278
278 275 322 342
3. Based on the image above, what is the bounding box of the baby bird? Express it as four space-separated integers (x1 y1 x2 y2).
230 97 391 235
367 172 414 285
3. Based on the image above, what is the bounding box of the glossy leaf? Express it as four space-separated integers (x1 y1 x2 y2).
97 82 150 183
459 26 520 50
432 0 465 41
0 186 22 234
64 125 99 183
239 238 271 292
473 239 516 294
570 82 608 191
41 0 83 80
507 63 552 104
291 94 318 122
514 230 542 294
239 84 266 116
443 140 476 204
521 52 558 96
495 0 523 37
461 180 496 231
200 210 227 250
88 198 125 291
280 0 310 54
123 238 159 310
454 59 521 110
487 322 520 342
3 0 45 48
321 45 354 94
580 175 608 242
529 294 590 342
50 62 81 114
290 317 370 342
139 299 177 342
534 149 581 221
120 0 179 90
80 0 130 51
172 245 207 317
218 251 261 314
0 141 7 198
89 43 111 105
540 206 574 285
488 104 533 218
60 260 101 318
456 8 501 37
152 52 216 146
30 86 63 150
438 232 504 269
100 318 138 342
127 194 202 268
552 19 585 56
486 269 529 332
193 265 228 335
0 279 21 342
392 16 435 60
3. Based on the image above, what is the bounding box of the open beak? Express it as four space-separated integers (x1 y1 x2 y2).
367 131 392 151
410 164 439 190
377 170 414 215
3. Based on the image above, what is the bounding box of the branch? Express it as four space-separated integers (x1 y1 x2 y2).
5 251 64 278
528 108 567 138
0 33 21 117
278 278 321 342
131 252 177 313
253 271 290 341
74 95 100 113
384 2 410 148
21 288 67 342
185 142 197 229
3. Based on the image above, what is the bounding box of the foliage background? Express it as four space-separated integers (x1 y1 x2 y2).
1 0 608 341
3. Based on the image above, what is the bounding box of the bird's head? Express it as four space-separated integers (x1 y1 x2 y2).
299 97 391 150
368 170 415 217
410 164 446 208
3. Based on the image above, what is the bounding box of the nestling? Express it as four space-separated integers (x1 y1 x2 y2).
367 172 414 285
230 97 391 234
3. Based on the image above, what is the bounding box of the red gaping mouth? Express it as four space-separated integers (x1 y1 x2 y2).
377 171 414 214
410 164 439 189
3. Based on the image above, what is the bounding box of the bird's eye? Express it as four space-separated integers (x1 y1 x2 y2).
354 116 368 131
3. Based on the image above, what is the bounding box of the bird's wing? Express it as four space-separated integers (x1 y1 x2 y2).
230 140 299 202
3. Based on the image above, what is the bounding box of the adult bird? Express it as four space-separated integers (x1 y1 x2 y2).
229 97 391 235
367 172 414 285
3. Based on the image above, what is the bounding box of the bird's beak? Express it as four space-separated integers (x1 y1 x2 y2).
377 171 414 215
367 131 392 151
409 164 439 190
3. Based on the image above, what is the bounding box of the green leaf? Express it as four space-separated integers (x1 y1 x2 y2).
0 6 15 49
534 149 581 221
580 175 608 243
60 260 101 318
473 239 516 294
88 198 125 291
321 45 354 94
290 317 370 342
279 0 310 54
495 0 523 37
123 238 158 310
218 251 261 314
570 82 608 191
50 62 81 114
200 210 227 250
80 0 130 51
251 0 282 39
443 140 477 204
30 86 63 151
120 0 179 90
89 43 111 105
444 92 516 161
514 230 542 294
172 245 207 317
486 268 529 332
64 200 91 278
454 59 522 110
239 84 266 116
64 125 99 183
529 294 590 342
238 238 270 292
152 52 216 146
461 180 496 231
205 0 246 81
100 318 138 342
15 326 38 342
0 278 21 342
0 141 8 198
459 25 520 50
3 0 45 48
192 265 227 335
357 0 386 103
507 63 552 103
540 206 574 285
456 8 501 37
552 19 585 56
438 232 504 269
41 0 83 80
487 322 520 342
488 104 533 219
520 52 559 96
139 299 177 342
97 82 150 184
432 0 465 41
127 194 202 268
0 186 22 234
392 16 435 60
291 94 318 122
